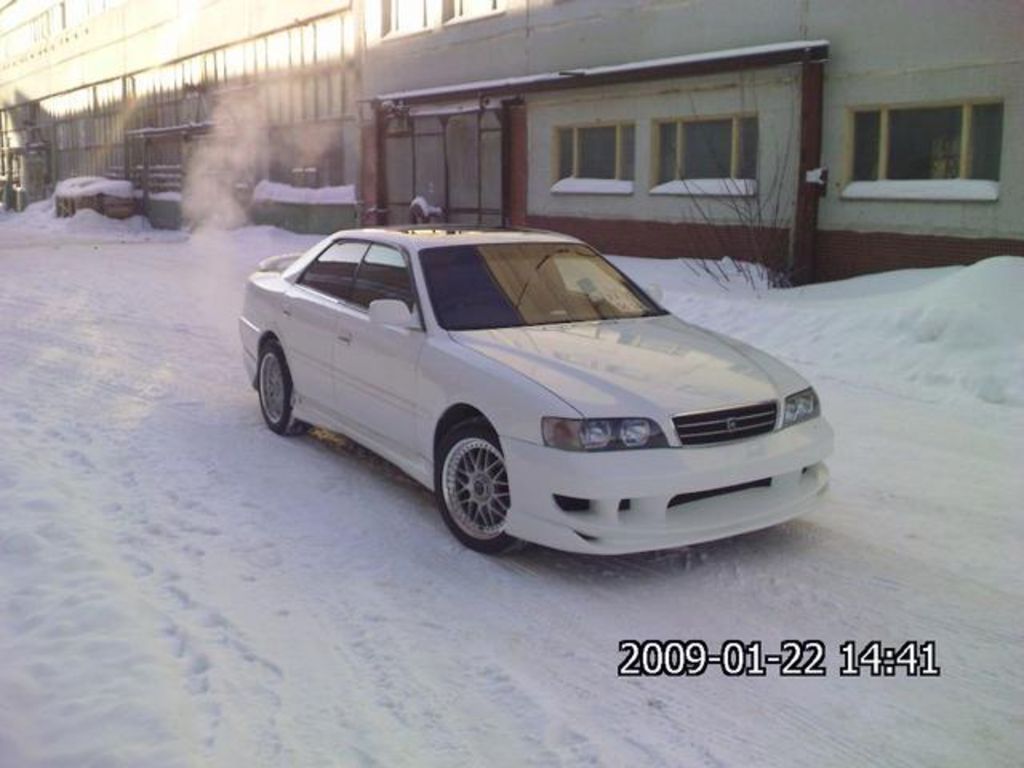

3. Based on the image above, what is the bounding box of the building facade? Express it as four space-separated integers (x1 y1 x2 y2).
2 0 1022 280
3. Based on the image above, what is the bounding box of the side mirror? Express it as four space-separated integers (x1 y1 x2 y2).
368 298 417 329
646 283 664 304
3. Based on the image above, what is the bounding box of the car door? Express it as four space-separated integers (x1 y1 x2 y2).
281 240 368 415
333 243 425 458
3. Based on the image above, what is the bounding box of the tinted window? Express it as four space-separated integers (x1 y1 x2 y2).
299 241 367 300
350 244 415 310
420 242 663 331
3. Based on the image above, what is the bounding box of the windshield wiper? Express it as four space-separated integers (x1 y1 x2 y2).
512 249 569 310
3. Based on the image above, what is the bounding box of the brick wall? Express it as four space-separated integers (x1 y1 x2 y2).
526 214 790 271
526 214 1024 282
816 230 1024 282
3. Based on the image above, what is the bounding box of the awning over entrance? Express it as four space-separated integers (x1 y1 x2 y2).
365 39 830 280
376 40 829 107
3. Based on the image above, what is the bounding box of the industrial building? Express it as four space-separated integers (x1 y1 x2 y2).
2 0 1021 280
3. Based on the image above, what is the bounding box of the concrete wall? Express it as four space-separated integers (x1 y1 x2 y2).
811 1 1024 241
0 0 353 102
361 0 805 94
525 69 800 226
361 0 1024 251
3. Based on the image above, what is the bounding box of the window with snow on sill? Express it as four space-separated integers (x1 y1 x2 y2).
550 178 634 195
841 180 999 202
649 179 757 197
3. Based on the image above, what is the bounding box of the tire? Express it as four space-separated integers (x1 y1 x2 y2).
257 340 309 436
435 420 522 555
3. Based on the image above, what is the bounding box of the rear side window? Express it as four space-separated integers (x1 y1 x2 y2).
299 241 368 300
350 244 416 310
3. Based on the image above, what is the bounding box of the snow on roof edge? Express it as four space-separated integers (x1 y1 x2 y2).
377 39 830 103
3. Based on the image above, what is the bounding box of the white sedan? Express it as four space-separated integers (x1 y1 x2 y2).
239 227 833 555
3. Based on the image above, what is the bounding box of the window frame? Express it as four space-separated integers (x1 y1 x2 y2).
296 239 370 303
349 242 419 312
846 99 1004 184
381 0 429 38
552 122 636 184
297 238 422 326
650 112 758 187
442 0 503 24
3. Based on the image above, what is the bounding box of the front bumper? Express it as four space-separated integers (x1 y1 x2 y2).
501 417 833 554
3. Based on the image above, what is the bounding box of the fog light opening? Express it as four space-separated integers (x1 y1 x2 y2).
554 494 591 513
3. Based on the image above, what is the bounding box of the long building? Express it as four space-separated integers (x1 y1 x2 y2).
2 0 1022 281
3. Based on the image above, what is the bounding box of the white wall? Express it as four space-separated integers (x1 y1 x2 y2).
526 69 800 227
811 1 1024 239
4 0 1021 240
361 0 1024 240
0 0 352 102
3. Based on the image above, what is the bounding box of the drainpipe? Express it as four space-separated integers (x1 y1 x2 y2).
501 100 527 228
792 57 825 284
360 101 388 226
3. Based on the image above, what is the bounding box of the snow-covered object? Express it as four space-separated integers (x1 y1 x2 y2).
409 195 443 221
54 176 134 199
551 178 634 195
841 179 999 201
148 190 184 202
0 197 184 242
649 178 757 197
251 180 356 206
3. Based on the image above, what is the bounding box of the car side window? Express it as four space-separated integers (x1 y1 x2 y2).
298 240 368 301
350 244 415 310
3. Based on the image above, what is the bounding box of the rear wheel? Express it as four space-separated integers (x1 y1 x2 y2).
257 340 309 436
435 421 521 554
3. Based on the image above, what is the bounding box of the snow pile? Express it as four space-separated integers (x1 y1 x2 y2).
619 255 1024 406
410 194 443 220
148 191 184 202
0 222 1020 767
0 198 185 243
842 179 1000 202
550 177 634 195
649 178 757 197
252 180 357 206
54 176 134 199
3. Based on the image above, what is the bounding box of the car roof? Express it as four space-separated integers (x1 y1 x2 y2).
326 225 585 250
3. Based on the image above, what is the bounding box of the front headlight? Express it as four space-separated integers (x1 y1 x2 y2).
542 417 669 451
781 387 820 428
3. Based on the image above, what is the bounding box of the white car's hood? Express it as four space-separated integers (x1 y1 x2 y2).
451 315 806 418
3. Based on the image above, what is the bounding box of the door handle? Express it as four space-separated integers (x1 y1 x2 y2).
337 331 352 344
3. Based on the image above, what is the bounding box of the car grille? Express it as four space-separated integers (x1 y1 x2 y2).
672 401 778 446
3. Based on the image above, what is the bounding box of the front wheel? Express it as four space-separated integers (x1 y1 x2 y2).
435 421 521 555
257 340 308 436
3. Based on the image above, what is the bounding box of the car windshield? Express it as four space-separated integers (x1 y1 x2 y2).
419 242 665 331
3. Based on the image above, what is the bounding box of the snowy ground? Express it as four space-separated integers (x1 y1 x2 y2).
0 206 1021 767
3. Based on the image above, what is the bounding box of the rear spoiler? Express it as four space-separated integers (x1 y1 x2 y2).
257 252 303 273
